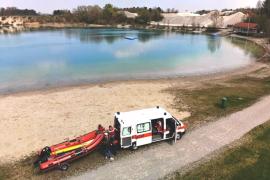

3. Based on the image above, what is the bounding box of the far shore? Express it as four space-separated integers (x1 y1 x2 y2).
0 21 235 35
0 35 269 164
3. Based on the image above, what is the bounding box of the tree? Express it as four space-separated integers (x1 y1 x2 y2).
114 12 128 24
0 8 5 16
257 0 263 15
150 8 163 21
210 11 223 28
135 9 150 24
262 0 270 37
89 5 103 23
262 0 270 16
0 7 37 16
196 10 211 15
53 10 71 16
254 0 270 37
156 7 163 13
73 5 102 24
102 4 117 24
257 0 263 9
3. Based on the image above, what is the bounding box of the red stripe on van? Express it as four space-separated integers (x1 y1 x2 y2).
132 132 152 139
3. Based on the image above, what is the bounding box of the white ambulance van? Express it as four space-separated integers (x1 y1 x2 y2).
113 106 187 150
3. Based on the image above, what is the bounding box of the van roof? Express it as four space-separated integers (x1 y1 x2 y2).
115 107 172 127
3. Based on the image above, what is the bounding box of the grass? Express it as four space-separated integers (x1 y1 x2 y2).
170 120 270 180
0 166 8 180
170 75 270 128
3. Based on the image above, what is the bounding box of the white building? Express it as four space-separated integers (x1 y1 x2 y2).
151 11 246 28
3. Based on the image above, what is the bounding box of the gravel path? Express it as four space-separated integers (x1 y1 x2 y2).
70 95 270 180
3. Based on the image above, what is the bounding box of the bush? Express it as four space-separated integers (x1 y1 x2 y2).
205 27 220 33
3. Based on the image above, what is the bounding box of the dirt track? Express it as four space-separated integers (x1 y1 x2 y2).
70 95 270 180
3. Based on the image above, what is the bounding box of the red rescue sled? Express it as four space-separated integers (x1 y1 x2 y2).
35 130 105 171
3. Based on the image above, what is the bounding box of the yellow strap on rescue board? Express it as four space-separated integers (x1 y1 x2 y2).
51 139 94 155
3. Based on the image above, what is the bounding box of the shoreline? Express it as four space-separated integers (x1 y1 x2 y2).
0 35 269 164
0 59 265 98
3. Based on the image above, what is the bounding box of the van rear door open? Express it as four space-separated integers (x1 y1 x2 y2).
121 126 132 148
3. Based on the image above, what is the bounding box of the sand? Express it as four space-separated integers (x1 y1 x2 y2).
0 81 190 163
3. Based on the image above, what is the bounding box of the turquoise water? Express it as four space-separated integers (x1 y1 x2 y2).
0 29 260 93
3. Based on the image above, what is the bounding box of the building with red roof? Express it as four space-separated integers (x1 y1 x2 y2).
234 22 258 35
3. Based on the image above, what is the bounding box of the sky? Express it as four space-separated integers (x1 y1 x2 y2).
0 0 260 14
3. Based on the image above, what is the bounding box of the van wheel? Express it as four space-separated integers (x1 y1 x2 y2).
59 163 69 171
176 133 182 140
132 143 138 150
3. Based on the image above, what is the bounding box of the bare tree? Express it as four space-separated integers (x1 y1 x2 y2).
191 16 196 28
257 0 263 15
210 11 223 28
257 0 263 9
73 5 102 24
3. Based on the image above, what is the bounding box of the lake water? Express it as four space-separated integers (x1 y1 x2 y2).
0 28 262 94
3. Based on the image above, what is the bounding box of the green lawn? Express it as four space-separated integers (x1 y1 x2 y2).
170 75 270 128
170 121 270 180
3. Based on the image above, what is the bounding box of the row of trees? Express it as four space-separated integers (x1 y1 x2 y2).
0 7 37 16
71 5 163 24
122 7 163 24
37 4 163 25
71 4 127 24
252 0 270 37
0 4 164 25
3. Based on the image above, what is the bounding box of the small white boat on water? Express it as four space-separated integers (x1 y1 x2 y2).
192 30 202 34
211 32 220 36
124 36 137 40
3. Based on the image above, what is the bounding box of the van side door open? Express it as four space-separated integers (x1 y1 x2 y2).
151 118 164 141
165 118 176 139
174 119 177 143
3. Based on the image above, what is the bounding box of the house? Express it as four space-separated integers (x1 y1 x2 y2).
234 22 258 35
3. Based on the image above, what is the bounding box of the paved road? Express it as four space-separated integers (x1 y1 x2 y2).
70 95 270 180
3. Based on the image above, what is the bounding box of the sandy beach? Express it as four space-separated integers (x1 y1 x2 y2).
0 81 190 163
0 63 263 164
